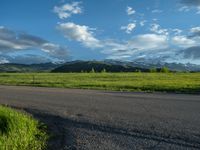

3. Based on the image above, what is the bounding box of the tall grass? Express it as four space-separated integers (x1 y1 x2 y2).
0 106 48 150
0 73 199 93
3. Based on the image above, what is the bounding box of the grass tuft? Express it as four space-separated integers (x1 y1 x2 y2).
0 106 48 150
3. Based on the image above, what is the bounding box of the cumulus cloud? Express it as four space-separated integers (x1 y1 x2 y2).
55 20 200 64
172 35 197 48
101 40 130 54
53 3 170 61
121 23 136 34
53 2 82 19
126 6 136 15
170 26 200 52
127 34 168 50
101 41 134 60
150 24 169 35
99 28 169 60
53 8 199 64
101 34 169 60
190 27 200 37
172 29 183 35
105 34 168 52
0 26 69 62
57 22 102 48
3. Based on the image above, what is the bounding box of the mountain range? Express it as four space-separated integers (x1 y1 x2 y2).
0 60 200 73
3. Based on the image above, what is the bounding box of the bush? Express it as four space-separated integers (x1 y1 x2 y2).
101 68 107 73
160 67 170 73
90 68 95 73
135 69 141 73
150 68 157 73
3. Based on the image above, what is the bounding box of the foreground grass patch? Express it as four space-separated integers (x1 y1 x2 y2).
0 73 200 93
0 106 48 150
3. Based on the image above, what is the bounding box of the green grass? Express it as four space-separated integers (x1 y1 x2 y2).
0 73 200 93
0 106 48 150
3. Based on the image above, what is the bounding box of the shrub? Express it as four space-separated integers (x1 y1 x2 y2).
160 67 170 73
101 68 107 73
150 68 157 73
90 68 95 73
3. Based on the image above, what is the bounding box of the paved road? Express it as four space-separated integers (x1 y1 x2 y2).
0 85 200 150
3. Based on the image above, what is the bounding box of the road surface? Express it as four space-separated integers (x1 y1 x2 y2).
0 85 200 150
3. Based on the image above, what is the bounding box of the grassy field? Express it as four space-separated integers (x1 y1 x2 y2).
0 106 48 150
0 73 200 93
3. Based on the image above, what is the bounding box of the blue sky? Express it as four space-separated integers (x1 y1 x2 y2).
1 0 200 64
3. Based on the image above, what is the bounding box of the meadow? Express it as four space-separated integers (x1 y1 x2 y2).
0 72 200 93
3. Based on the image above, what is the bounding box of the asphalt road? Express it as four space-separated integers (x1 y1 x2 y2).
0 85 200 150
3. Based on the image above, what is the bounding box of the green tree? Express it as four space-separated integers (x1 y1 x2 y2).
135 69 141 73
90 68 95 73
150 67 157 73
101 68 106 73
160 67 170 73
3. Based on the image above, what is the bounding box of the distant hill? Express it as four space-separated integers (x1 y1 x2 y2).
52 61 149 72
104 60 200 72
0 60 200 73
0 63 61 73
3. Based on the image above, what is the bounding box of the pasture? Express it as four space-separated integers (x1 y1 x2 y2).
0 73 199 93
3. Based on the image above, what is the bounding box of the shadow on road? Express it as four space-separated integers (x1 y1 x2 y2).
8 106 200 150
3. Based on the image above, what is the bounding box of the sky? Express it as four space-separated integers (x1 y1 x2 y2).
0 0 200 64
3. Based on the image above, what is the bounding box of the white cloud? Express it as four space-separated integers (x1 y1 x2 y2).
53 2 82 19
107 54 132 60
102 40 129 53
41 43 68 58
150 24 169 35
179 0 200 14
0 26 69 59
171 26 200 48
0 57 9 64
172 36 197 48
57 22 102 48
126 6 136 15
140 20 146 26
121 23 136 34
178 6 190 12
152 18 158 22
152 9 163 13
8 54 53 64
127 34 168 50
101 34 169 60
190 26 200 34
172 29 182 35
189 26 200 38
0 39 28 50
197 7 200 14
